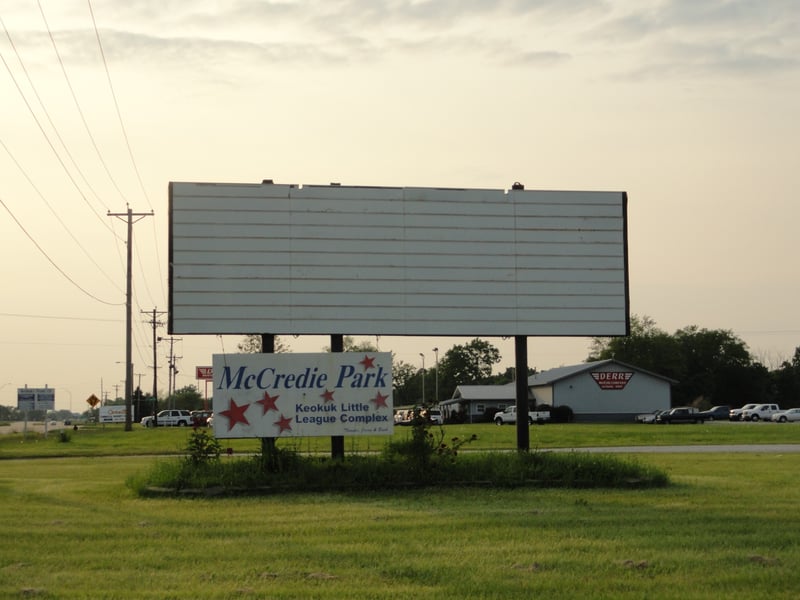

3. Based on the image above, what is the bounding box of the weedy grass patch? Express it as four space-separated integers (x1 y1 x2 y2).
128 425 669 495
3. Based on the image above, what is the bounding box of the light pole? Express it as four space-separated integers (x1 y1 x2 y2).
432 347 439 406
419 353 426 406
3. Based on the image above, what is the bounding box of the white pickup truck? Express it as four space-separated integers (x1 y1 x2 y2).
493 405 550 425
741 404 780 422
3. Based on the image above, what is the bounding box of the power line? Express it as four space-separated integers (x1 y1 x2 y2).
0 194 123 306
1 14 109 212
37 0 131 207
0 20 121 238
0 311 119 322
0 137 125 293
87 0 152 210
86 0 167 303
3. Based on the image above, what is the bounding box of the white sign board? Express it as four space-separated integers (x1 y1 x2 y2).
169 182 629 337
212 352 393 439
17 388 55 411
99 405 132 423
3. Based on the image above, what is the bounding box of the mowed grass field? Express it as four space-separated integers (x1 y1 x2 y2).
1 423 799 599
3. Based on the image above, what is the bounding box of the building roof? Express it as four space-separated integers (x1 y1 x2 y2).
527 359 678 386
441 385 516 406
442 360 677 407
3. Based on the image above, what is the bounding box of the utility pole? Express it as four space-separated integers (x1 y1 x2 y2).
109 206 153 431
158 335 181 408
143 309 166 425
433 347 439 406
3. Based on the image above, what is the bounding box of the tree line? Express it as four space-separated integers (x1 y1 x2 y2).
5 319 795 421
167 323 800 411
588 315 799 408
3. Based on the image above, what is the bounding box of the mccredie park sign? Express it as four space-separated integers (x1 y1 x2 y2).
211 352 393 439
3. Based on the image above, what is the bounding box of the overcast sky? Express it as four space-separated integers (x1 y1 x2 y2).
1 1 798 412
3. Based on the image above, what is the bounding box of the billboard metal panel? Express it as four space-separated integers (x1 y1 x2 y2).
169 182 629 337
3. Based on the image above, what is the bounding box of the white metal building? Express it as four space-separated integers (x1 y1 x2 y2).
527 359 676 422
442 360 676 423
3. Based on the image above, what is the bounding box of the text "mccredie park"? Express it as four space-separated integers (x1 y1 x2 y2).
217 364 389 391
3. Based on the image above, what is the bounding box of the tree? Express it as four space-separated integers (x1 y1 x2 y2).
168 385 204 411
437 338 501 399
391 361 419 406
488 366 536 386
771 347 800 407
238 335 290 353
588 315 684 381
673 326 766 407
589 316 771 407
322 336 380 353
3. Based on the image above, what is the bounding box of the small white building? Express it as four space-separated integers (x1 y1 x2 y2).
440 385 521 424
441 359 676 423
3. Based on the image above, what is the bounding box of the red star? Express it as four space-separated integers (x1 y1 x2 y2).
359 354 376 370
274 413 293 434
220 398 250 431
321 389 335 402
371 391 389 408
257 391 280 414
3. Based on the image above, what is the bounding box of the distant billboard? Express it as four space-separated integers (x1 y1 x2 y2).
17 387 55 411
169 182 629 337
212 352 393 439
99 405 133 423
196 366 213 381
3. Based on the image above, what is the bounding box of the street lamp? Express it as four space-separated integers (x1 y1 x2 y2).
432 347 439 406
419 353 426 406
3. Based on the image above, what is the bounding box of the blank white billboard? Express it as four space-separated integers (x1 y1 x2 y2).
169 182 629 337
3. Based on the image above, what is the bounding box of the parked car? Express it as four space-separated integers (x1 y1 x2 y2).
191 410 213 426
729 404 758 421
140 409 193 428
657 407 703 424
427 409 443 425
635 409 666 424
698 405 731 421
494 405 550 425
393 408 414 425
741 404 780 422
771 408 800 423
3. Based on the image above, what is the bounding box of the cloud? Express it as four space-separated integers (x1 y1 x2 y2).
8 0 797 82
597 0 800 79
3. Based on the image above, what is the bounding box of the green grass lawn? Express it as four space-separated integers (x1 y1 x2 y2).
0 452 798 599
2 420 798 459
1 423 799 598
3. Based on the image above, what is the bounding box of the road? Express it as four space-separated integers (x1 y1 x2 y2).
547 444 800 453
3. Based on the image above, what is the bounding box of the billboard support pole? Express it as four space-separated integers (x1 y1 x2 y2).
260 334 277 457
515 336 530 452
330 335 345 460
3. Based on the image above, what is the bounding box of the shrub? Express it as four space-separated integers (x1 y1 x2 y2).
550 405 574 423
184 428 221 466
